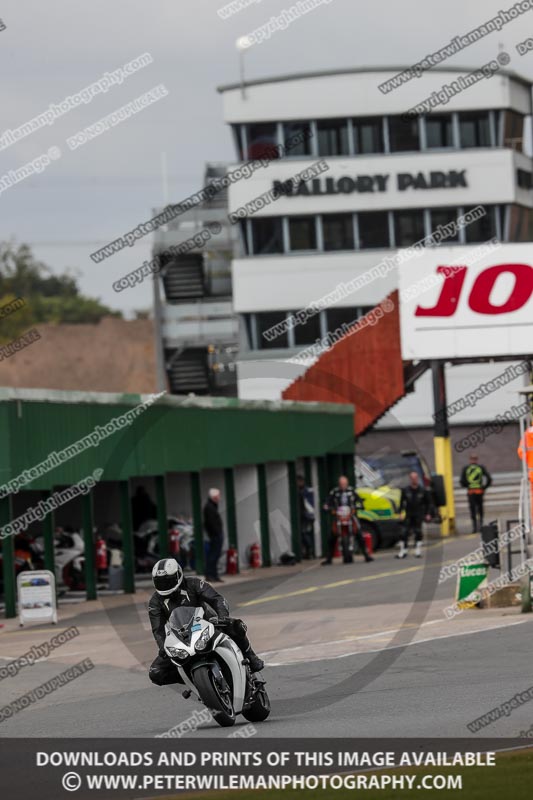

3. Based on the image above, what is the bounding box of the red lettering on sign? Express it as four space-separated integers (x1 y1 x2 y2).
414 264 533 316
468 264 533 314
414 266 467 316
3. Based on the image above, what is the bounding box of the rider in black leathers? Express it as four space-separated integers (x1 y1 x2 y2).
148 558 264 686
322 475 374 564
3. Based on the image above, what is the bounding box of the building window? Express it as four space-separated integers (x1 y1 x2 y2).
293 309 322 346
240 220 250 255
251 217 284 254
234 125 245 160
283 121 312 156
358 211 391 249
322 214 355 251
503 110 525 151
244 314 255 348
425 114 453 148
316 118 350 156
246 123 279 161
464 205 499 242
517 169 533 190
326 306 361 334
429 208 460 242
256 312 288 349
508 205 533 241
459 112 491 148
289 216 317 251
394 210 425 247
388 116 420 152
353 117 384 154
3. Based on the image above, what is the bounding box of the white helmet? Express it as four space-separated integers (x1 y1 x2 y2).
152 558 183 596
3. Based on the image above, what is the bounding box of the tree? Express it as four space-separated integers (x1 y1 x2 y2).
0 242 122 342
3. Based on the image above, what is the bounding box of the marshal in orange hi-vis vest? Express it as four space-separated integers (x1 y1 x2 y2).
518 426 533 516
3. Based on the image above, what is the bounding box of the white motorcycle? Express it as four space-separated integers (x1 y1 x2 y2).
164 606 270 728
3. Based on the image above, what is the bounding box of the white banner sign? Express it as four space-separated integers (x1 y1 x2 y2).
399 244 533 360
17 570 57 626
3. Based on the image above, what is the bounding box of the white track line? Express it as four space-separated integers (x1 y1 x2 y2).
264 618 532 666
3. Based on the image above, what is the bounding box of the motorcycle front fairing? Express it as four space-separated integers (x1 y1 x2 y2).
164 606 248 713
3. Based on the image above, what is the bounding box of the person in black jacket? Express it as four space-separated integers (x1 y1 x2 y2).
397 472 432 559
148 558 264 686
203 488 224 583
322 475 374 565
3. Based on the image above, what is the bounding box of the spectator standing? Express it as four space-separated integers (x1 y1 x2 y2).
203 488 224 583
397 471 432 559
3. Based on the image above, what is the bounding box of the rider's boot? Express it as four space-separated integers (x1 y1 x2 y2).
396 541 408 559
245 646 264 672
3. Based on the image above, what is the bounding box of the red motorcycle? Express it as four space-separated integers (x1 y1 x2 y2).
332 505 360 564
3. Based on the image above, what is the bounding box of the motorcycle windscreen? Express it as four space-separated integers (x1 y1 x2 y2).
169 606 200 643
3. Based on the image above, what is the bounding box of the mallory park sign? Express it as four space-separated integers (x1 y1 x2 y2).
273 169 468 196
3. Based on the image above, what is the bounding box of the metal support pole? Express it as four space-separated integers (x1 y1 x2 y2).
155 475 169 559
190 472 204 576
81 493 97 601
224 468 239 571
303 457 312 487
120 481 135 594
316 456 329 557
431 360 455 536
0 495 15 618
287 461 301 562
41 490 55 576
256 464 271 567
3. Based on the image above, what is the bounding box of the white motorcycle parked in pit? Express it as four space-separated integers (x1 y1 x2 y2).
164 606 270 728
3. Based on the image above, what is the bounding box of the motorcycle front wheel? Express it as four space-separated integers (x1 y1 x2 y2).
194 664 235 727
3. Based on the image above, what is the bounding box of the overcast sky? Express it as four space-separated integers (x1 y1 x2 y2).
2 0 532 316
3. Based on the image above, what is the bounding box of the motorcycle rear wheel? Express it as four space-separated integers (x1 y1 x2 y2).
194 664 235 727
242 685 271 722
